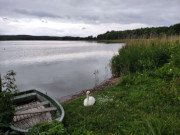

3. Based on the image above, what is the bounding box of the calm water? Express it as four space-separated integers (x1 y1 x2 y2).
0 41 123 99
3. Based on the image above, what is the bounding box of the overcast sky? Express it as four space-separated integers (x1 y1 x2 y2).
0 0 180 37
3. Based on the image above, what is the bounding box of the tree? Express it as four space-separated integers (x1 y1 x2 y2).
2 70 18 93
96 23 180 40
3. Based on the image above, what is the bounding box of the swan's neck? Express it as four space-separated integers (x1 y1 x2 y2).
86 94 89 101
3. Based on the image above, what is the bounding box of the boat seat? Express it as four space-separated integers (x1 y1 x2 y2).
15 107 57 115
16 101 49 112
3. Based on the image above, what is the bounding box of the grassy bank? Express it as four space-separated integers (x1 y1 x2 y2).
61 38 180 135
26 38 180 135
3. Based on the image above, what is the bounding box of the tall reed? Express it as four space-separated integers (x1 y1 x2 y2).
111 37 180 77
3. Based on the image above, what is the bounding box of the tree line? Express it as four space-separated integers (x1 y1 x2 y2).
0 35 94 41
0 23 179 41
97 23 180 40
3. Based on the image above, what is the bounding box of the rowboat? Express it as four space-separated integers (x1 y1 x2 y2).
10 89 65 134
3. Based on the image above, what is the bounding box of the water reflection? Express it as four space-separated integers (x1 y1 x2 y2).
0 41 123 99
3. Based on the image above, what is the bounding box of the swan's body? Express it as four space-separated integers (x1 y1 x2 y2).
84 96 95 106
84 91 95 106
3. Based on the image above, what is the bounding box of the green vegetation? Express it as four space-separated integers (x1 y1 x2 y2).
97 23 180 40
0 91 15 133
2 70 18 93
61 39 180 134
0 70 17 134
1 23 180 41
26 120 67 135
0 35 94 41
14 26 180 134
111 39 178 76
28 38 180 135
0 74 2 92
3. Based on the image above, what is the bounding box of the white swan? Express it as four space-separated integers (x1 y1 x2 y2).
84 91 95 106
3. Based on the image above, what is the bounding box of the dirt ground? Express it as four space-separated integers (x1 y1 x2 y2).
58 77 121 103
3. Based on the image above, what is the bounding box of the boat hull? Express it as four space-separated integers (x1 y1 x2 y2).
10 89 65 134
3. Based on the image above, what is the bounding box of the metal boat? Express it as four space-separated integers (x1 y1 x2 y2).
10 89 65 134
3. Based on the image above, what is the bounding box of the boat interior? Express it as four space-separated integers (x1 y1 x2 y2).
12 92 59 130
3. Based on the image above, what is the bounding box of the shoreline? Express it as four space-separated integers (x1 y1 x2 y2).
58 77 120 103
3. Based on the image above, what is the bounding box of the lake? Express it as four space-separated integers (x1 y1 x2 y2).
0 41 123 100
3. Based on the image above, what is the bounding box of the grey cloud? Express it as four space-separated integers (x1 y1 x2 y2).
82 27 86 30
0 0 179 36
0 0 179 25
14 9 61 18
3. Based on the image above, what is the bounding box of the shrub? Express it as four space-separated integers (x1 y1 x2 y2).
26 120 67 135
151 63 180 80
2 70 18 93
0 70 17 133
170 40 180 68
157 79 179 105
0 91 15 132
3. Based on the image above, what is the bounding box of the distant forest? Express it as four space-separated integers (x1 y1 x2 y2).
0 23 179 41
97 23 180 40
0 35 93 41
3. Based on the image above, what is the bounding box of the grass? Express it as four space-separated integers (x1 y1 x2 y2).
62 38 180 135
27 38 180 135
62 71 179 134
